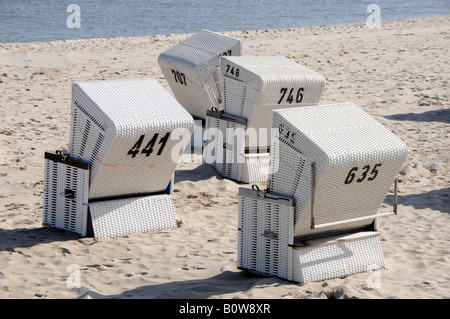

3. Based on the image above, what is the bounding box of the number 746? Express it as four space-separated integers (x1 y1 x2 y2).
278 87 304 104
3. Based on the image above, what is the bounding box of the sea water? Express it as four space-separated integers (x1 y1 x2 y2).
0 0 449 43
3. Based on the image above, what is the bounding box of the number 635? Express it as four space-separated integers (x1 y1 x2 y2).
344 163 382 185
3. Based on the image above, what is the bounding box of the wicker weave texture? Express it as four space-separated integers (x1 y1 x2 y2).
293 232 385 283
43 155 89 236
68 78 194 200
205 113 270 183
238 188 294 279
220 56 325 146
158 30 241 119
89 194 176 238
240 153 271 184
238 188 386 283
216 118 245 181
269 103 408 238
204 115 220 169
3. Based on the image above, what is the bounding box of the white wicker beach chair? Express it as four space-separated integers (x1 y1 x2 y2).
158 30 242 119
205 56 325 183
43 78 194 237
238 102 408 283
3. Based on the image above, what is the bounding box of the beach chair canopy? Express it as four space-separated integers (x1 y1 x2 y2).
158 29 242 119
269 102 408 239
68 78 194 200
220 56 325 148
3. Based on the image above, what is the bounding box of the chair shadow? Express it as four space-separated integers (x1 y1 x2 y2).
384 188 449 213
384 109 450 124
0 226 80 251
77 270 280 299
174 163 229 184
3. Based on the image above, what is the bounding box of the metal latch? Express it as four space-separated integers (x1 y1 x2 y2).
64 189 75 199
262 230 278 240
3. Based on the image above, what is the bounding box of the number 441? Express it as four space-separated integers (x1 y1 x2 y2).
127 132 170 158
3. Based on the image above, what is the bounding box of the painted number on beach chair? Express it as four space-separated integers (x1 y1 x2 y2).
278 88 304 104
225 64 240 78
344 163 382 185
127 132 171 158
222 50 232 56
278 123 296 144
171 69 187 86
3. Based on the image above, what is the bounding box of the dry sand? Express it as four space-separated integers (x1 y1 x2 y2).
0 15 448 299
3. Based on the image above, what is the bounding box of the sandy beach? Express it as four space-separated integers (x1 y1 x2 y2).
0 15 448 299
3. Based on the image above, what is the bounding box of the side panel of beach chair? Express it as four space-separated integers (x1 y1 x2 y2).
43 152 89 237
204 113 220 170
238 187 294 280
205 109 270 183
269 103 408 239
158 30 242 119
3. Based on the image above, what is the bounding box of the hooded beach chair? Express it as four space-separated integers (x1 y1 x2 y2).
158 29 242 119
205 56 325 183
43 78 194 237
238 102 408 283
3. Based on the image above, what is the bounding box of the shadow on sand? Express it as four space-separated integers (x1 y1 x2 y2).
384 109 450 124
77 270 283 299
384 187 449 213
0 226 80 251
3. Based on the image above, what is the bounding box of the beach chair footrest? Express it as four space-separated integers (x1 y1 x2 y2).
88 194 176 238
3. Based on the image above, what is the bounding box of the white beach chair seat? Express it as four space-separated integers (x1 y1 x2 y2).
158 30 242 119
